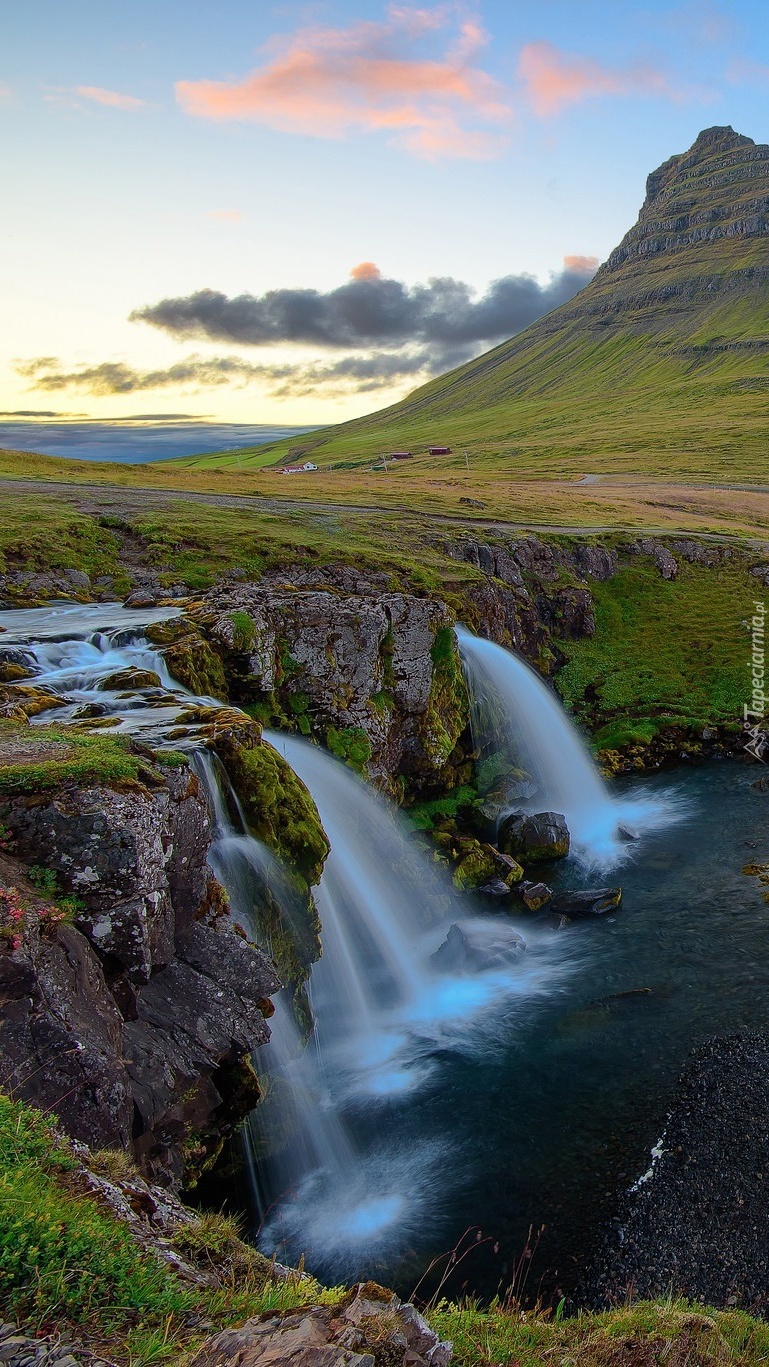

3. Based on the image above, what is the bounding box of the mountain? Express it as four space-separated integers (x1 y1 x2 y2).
194 127 769 479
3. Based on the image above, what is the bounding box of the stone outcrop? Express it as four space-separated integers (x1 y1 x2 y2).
550 887 622 918
0 1323 114 1367
189 579 470 796
0 752 281 1186
189 1282 452 1367
602 127 769 273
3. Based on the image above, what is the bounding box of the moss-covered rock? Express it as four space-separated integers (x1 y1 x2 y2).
220 737 329 888
452 843 497 890
146 617 229 702
207 723 329 1024
165 636 228 700
6 684 67 719
0 662 32 683
0 719 148 794
99 667 162 692
421 626 470 773
326 724 372 773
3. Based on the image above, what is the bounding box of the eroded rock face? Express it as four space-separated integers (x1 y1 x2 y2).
192 583 469 795
3 769 209 983
0 759 281 1186
189 1282 452 1367
629 538 678 580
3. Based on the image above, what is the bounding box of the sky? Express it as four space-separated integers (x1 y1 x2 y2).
3 0 769 426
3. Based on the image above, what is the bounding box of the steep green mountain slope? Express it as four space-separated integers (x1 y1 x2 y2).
190 126 769 479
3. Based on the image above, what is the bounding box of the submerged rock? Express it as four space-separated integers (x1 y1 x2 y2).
476 875 515 902
431 921 525 972
498 810 570 862
551 887 622 918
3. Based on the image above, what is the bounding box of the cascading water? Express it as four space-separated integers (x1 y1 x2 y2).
252 731 574 1275
0 603 601 1279
0 601 200 743
456 627 684 867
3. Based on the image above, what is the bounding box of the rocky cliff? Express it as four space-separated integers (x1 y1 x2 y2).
0 730 282 1186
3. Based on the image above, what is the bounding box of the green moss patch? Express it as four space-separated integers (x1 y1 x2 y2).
423 625 470 767
0 722 144 794
556 559 757 751
326 725 372 773
230 609 256 651
218 734 329 888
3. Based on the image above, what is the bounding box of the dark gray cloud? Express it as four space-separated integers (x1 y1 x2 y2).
129 261 598 357
16 350 445 399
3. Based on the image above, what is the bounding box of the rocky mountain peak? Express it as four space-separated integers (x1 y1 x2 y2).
598 124 769 274
643 125 757 205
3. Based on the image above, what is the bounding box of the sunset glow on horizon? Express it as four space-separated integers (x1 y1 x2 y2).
3 0 766 425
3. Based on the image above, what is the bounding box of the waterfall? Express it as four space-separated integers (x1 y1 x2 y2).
246 731 572 1276
0 601 575 1279
456 627 683 867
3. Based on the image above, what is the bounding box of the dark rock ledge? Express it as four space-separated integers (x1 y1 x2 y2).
0 755 280 1187
585 1032 769 1314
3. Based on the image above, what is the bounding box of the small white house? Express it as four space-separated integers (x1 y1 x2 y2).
280 462 318 474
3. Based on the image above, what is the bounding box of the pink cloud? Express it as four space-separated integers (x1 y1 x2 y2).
564 254 599 272
518 41 684 116
351 261 382 280
74 85 146 110
0 82 12 104
175 5 512 160
207 209 243 223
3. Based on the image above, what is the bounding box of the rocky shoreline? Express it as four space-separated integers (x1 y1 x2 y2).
585 1032 769 1316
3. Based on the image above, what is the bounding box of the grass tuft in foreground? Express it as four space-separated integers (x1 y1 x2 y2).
2 1091 769 1364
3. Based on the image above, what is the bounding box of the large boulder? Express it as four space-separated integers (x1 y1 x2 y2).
192 582 470 795
498 811 571 863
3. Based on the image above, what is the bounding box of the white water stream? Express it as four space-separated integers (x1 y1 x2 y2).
456 627 684 866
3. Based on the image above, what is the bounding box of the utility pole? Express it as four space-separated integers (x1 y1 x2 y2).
464 450 470 473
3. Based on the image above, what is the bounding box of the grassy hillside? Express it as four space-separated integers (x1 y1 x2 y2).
176 129 769 482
